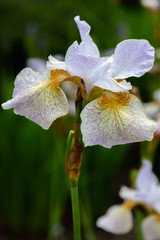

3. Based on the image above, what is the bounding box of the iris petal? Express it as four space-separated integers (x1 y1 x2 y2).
136 160 159 191
93 62 132 92
65 41 104 94
47 55 66 70
2 68 69 129
109 39 155 79
96 205 133 234
74 15 100 57
81 91 157 148
142 215 160 240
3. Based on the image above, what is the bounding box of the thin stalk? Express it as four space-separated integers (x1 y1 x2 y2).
71 184 81 240
135 210 145 240
65 86 83 240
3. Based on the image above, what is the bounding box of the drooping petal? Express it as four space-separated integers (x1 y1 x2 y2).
2 68 69 129
12 67 50 97
96 205 133 234
2 86 69 130
136 160 159 192
108 39 155 79
47 55 66 70
81 91 157 148
74 15 100 57
65 41 105 93
93 61 132 93
142 215 160 240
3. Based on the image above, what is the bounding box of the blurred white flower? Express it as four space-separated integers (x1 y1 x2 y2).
153 89 160 102
97 160 160 239
144 88 160 137
96 205 133 234
144 102 160 119
141 0 160 11
142 214 160 240
120 160 160 212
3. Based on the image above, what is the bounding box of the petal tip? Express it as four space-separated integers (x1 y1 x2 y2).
74 15 80 22
1 101 13 110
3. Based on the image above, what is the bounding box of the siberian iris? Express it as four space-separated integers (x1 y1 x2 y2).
97 160 160 239
2 16 157 148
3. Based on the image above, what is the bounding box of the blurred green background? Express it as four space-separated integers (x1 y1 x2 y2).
0 0 160 239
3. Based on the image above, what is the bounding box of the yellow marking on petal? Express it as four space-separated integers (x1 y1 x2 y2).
13 81 69 129
96 91 133 135
81 89 157 148
122 200 137 210
49 69 86 99
116 79 124 83
64 76 87 99
96 91 137 141
100 90 131 109
49 69 71 88
156 214 160 221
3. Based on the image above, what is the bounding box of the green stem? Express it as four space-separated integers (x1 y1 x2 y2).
66 86 83 240
71 183 81 240
135 210 145 240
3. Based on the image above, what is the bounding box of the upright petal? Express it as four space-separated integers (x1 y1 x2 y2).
74 15 91 41
136 160 159 192
96 205 133 234
2 68 69 129
81 91 157 148
74 15 100 57
64 16 105 94
108 39 155 79
142 215 160 240
65 41 104 93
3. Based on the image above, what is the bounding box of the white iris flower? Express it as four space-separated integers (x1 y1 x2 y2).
2 16 157 148
97 160 160 240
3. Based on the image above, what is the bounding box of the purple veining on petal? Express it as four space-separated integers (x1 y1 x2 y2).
81 93 157 148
